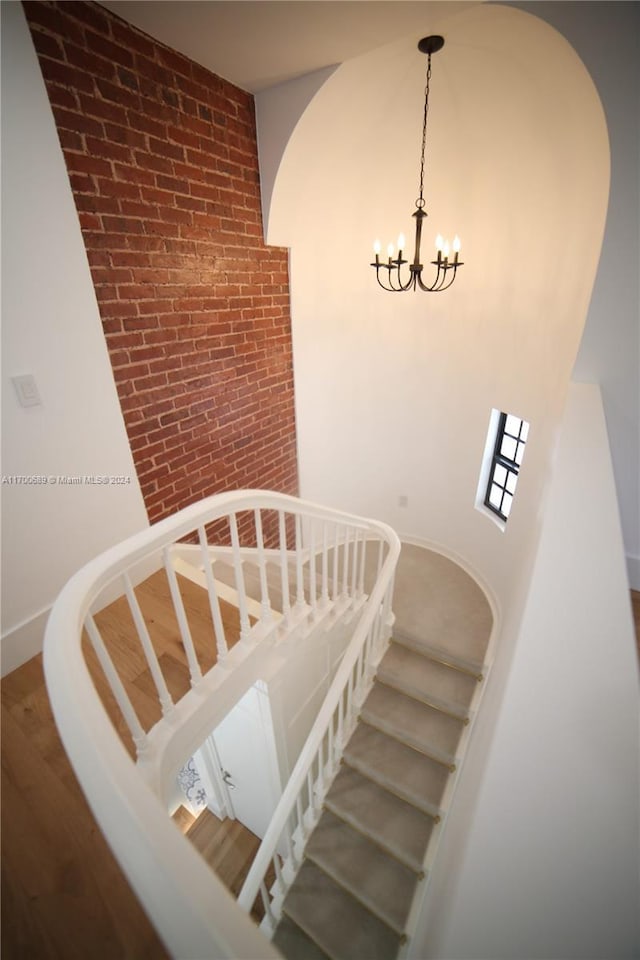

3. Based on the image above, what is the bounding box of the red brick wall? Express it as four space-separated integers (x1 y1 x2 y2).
24 1 298 525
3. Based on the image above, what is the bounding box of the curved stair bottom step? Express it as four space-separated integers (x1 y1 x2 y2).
280 859 401 960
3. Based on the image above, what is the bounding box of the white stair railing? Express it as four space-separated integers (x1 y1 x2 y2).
44 489 399 959
237 535 398 926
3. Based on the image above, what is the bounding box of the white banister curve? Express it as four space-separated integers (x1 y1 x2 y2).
44 489 399 959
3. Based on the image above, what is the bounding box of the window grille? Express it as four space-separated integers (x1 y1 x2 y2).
484 412 528 521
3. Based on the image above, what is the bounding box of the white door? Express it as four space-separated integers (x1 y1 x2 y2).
209 683 282 839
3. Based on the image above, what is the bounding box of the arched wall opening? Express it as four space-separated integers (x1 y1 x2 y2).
263 3 609 628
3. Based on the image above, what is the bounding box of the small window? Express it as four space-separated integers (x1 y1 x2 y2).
484 412 528 522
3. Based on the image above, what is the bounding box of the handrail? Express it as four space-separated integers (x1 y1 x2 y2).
43 489 399 959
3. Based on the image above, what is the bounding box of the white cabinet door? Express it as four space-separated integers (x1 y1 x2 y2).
211 683 282 839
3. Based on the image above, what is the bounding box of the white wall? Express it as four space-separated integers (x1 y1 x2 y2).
0 3 149 675
261 2 609 626
419 382 640 958
509 0 640 589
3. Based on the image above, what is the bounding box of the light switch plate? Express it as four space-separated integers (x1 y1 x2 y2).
12 374 42 408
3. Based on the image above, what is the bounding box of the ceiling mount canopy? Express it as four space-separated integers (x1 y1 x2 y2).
371 35 463 294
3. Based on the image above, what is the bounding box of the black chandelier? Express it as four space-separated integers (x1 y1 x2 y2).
370 36 463 293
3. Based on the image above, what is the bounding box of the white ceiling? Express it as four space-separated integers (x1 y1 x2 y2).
100 1 478 92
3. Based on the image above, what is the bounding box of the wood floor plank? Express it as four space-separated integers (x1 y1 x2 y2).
1 697 167 959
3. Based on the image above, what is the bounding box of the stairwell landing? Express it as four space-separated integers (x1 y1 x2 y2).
273 544 493 960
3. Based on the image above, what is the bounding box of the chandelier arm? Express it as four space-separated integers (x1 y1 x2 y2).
373 266 397 292
433 266 460 292
395 262 416 291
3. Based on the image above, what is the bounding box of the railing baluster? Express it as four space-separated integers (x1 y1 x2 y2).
273 854 285 897
342 526 350 598
328 709 335 767
284 816 298 868
358 535 367 599
346 663 355 731
377 539 384 582
163 547 202 686
259 882 275 929
351 528 359 599
229 513 251 641
317 740 324 801
254 508 272 623
309 520 317 613
278 510 291 621
123 573 173 717
356 646 365 697
295 514 305 609
296 795 306 843
332 524 340 601
85 614 147 754
198 525 228 662
307 770 314 817
337 685 344 750
321 522 329 606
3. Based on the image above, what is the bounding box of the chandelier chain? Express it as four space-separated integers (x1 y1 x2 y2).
416 53 432 209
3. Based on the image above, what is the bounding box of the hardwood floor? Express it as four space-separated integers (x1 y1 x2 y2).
1 571 259 960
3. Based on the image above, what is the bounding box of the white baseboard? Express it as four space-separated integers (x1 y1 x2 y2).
627 553 640 592
1 606 51 677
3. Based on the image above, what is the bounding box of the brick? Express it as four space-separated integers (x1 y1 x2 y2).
148 137 185 162
95 77 141 111
126 111 167 140
31 30 65 61
84 32 135 70
113 163 156 187
52 108 104 140
58 129 84 152
46 84 79 111
79 93 128 125
84 137 132 164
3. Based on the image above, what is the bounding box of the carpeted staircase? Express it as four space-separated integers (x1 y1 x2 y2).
272 546 491 960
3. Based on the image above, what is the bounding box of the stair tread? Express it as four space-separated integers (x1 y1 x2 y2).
273 914 331 960
283 859 401 960
393 632 484 678
344 723 449 815
362 682 464 763
380 641 478 714
325 765 434 872
305 810 418 933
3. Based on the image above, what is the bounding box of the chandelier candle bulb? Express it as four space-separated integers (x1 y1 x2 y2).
369 36 464 293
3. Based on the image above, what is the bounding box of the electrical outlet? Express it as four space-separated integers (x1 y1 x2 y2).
398 495 408 508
